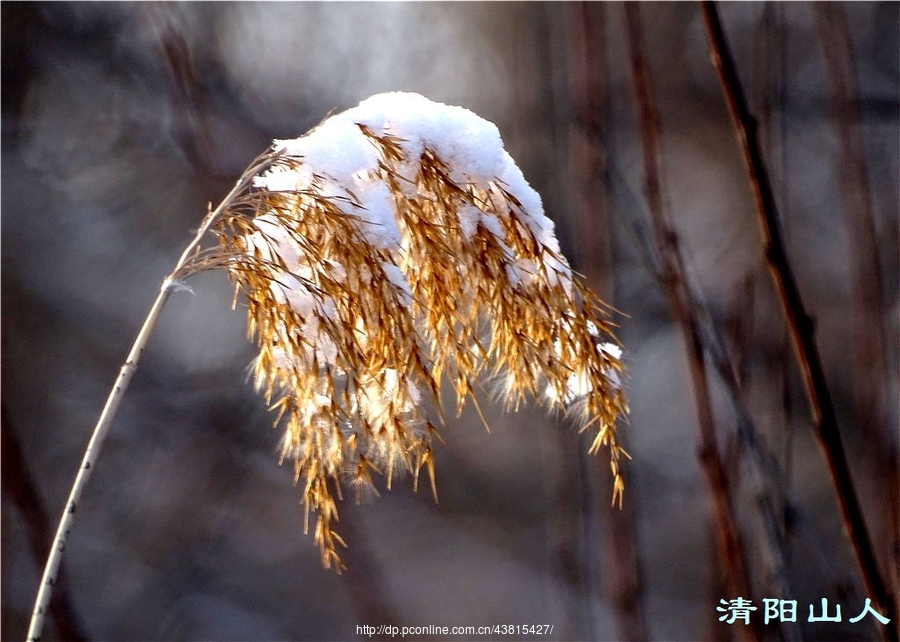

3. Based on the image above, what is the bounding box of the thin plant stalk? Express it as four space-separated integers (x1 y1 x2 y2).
26 154 272 642
745 11 805 638
623 7 757 638
700 3 898 639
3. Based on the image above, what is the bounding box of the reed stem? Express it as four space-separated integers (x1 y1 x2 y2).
26 159 268 642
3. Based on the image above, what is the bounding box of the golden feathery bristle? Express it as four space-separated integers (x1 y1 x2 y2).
209 92 628 569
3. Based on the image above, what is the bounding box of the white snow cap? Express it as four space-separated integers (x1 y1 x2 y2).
255 91 561 262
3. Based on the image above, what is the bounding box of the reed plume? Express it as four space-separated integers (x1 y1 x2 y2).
30 91 627 641
208 93 628 568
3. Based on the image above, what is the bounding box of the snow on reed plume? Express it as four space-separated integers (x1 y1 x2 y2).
28 93 631 642
210 92 628 569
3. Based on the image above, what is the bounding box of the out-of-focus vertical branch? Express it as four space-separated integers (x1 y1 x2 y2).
813 4 899 611
611 142 805 637
812 5 890 422
568 1 613 295
2 406 88 642
623 8 756 640
702 288 804 641
702 279 801 640
145 3 215 173
743 10 806 639
534 5 591 636
613 166 804 639
568 4 649 640
700 4 898 640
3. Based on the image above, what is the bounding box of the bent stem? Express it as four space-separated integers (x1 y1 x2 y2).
26 154 272 642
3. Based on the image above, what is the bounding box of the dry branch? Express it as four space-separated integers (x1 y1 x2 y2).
700 4 898 640
623 8 756 640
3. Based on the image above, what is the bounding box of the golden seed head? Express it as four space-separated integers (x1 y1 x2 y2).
208 94 628 569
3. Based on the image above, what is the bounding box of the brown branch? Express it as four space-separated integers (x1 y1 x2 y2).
700 4 898 640
568 1 613 294
710 285 805 640
623 7 757 640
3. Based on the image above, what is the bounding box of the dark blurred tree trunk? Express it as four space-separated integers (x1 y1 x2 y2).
813 5 900 616
566 1 613 295
520 5 593 637
2 406 88 642
566 3 650 640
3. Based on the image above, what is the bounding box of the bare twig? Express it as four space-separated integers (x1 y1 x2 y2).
26 153 274 642
623 7 756 639
700 3 898 639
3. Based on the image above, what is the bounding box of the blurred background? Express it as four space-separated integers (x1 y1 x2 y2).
2 2 897 640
